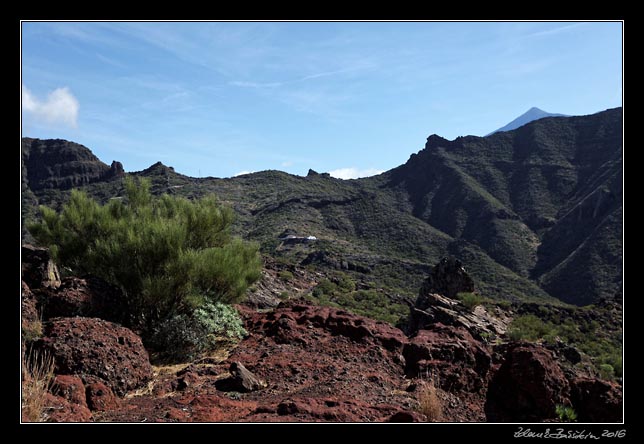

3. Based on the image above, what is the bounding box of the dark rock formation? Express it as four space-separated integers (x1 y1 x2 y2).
485 343 570 422
570 377 623 422
35 317 152 396
21 138 121 191
419 257 475 299
39 275 126 323
22 244 60 290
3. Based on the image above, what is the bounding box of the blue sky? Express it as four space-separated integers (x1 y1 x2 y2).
21 21 622 179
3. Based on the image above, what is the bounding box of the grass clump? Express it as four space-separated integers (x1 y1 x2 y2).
22 349 55 422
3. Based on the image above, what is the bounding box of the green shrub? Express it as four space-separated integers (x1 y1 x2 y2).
598 363 615 380
507 314 555 341
456 292 483 310
150 302 247 362
555 405 577 422
313 278 337 296
278 270 294 282
28 177 261 346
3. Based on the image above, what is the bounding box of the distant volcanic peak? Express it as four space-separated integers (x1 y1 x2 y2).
487 107 569 136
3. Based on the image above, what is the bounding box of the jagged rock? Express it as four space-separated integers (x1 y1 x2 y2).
109 160 125 177
485 343 570 422
22 244 60 290
570 377 622 422
408 292 508 338
420 257 474 299
403 323 491 393
35 317 152 397
228 362 266 392
39 275 126 322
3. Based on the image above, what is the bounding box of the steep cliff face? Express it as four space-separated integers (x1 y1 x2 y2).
21 138 123 191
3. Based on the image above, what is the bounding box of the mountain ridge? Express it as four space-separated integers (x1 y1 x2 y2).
21 107 623 306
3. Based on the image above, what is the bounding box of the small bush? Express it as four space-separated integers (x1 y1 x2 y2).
417 381 443 422
456 292 483 310
598 363 615 380
22 348 55 422
507 314 555 341
279 291 289 300
555 405 577 422
28 177 261 345
150 302 247 363
278 270 294 282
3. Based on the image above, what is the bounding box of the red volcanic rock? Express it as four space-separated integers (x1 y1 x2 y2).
21 281 39 327
570 377 623 422
35 317 152 397
258 302 408 353
403 323 491 392
485 343 570 422
86 382 120 411
42 393 92 422
51 375 87 408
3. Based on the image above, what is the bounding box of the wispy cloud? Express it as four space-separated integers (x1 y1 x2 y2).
229 80 283 89
523 23 586 40
22 85 79 128
329 167 384 180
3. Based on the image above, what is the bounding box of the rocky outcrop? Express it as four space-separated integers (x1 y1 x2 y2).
408 292 508 338
403 323 491 393
22 244 60 290
570 377 623 423
35 317 152 397
485 343 570 422
22 138 122 191
419 257 475 299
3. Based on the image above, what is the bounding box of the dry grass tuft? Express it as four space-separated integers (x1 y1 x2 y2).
417 380 443 422
21 348 55 422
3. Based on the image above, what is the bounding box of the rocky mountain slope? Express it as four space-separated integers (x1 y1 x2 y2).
21 107 622 307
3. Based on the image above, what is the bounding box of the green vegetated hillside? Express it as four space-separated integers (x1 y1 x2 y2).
21 107 622 308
